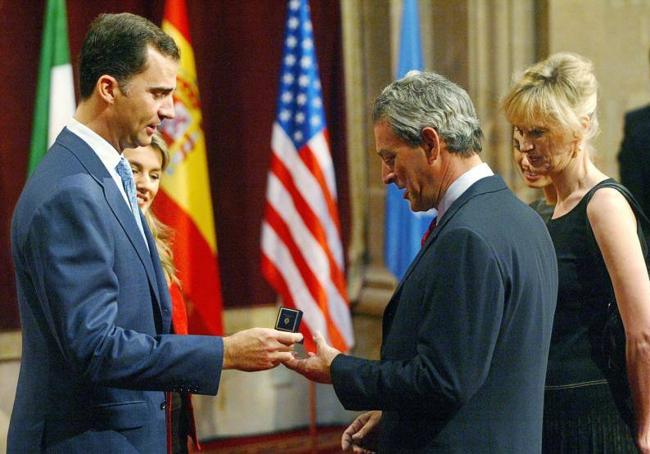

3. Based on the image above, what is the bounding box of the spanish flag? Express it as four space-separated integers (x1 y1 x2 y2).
158 0 223 335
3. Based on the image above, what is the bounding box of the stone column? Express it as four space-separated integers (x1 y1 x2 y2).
341 0 396 360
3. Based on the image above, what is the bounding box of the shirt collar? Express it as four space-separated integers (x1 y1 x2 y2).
437 162 493 221
66 118 131 208
67 117 122 170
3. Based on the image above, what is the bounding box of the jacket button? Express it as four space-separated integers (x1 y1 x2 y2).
160 401 166 410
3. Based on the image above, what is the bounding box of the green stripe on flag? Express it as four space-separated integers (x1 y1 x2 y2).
28 0 75 176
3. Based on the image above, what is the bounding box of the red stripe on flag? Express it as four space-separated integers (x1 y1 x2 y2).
264 204 326 308
300 142 341 234
153 190 223 335
163 0 192 43
269 152 349 303
264 188 347 350
261 253 316 353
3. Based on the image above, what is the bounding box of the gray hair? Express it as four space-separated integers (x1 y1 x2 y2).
372 71 483 156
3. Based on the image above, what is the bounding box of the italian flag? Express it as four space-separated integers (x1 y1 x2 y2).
28 0 75 176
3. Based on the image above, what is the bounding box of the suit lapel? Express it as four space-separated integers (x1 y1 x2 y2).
103 179 162 308
58 129 164 320
143 218 173 334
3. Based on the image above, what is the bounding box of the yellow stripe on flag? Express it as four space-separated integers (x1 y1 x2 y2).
161 22 217 253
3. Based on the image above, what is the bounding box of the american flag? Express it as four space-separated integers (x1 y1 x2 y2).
261 0 354 353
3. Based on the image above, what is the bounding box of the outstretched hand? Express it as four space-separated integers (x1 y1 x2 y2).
341 411 382 453
222 327 303 371
283 331 340 384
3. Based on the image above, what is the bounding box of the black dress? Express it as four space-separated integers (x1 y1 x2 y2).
530 198 555 223
543 179 637 453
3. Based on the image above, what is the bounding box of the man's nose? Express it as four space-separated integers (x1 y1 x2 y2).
381 161 395 185
159 94 175 120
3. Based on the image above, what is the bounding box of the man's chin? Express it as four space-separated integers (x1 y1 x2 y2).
408 200 422 212
409 200 436 213
136 134 154 148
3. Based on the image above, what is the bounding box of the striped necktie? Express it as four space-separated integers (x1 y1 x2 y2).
115 156 149 250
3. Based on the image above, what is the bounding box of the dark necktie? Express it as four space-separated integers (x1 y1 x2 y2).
421 217 438 248
115 157 149 249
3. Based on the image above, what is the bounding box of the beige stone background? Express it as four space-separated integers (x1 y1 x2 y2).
2 0 650 450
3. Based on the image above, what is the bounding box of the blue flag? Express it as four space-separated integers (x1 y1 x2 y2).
384 0 436 279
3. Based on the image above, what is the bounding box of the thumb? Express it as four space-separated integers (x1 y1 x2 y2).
313 331 327 351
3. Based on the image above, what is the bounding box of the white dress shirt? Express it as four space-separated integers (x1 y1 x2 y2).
437 162 494 221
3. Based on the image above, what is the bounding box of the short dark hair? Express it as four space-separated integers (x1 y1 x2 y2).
79 13 180 100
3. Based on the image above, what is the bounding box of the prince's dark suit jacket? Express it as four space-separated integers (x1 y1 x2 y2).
618 105 650 216
8 128 222 453
331 175 558 453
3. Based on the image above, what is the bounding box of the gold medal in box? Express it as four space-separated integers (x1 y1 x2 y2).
275 306 303 333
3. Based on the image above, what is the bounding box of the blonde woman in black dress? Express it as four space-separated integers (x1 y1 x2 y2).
503 52 650 453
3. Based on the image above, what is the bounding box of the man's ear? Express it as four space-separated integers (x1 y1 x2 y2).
421 127 440 164
97 75 120 104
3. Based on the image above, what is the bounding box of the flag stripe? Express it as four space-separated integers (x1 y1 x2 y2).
261 221 349 353
263 210 347 348
305 130 337 200
263 198 348 348
29 0 75 176
268 152 345 292
261 222 327 333
154 191 223 334
163 0 192 43
48 64 75 147
266 152 352 346
266 158 350 331
159 25 217 253
264 201 328 307
266 171 344 309
161 0 223 336
272 124 344 266
260 249 317 353
300 135 343 238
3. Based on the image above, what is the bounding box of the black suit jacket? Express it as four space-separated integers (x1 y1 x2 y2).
331 175 558 453
619 105 650 215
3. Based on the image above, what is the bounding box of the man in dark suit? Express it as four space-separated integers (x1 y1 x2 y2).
618 52 650 215
285 71 558 453
8 13 301 453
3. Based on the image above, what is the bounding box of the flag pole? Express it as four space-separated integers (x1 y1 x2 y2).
309 380 317 453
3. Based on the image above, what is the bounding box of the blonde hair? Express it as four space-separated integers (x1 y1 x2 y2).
145 133 180 286
502 52 599 144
